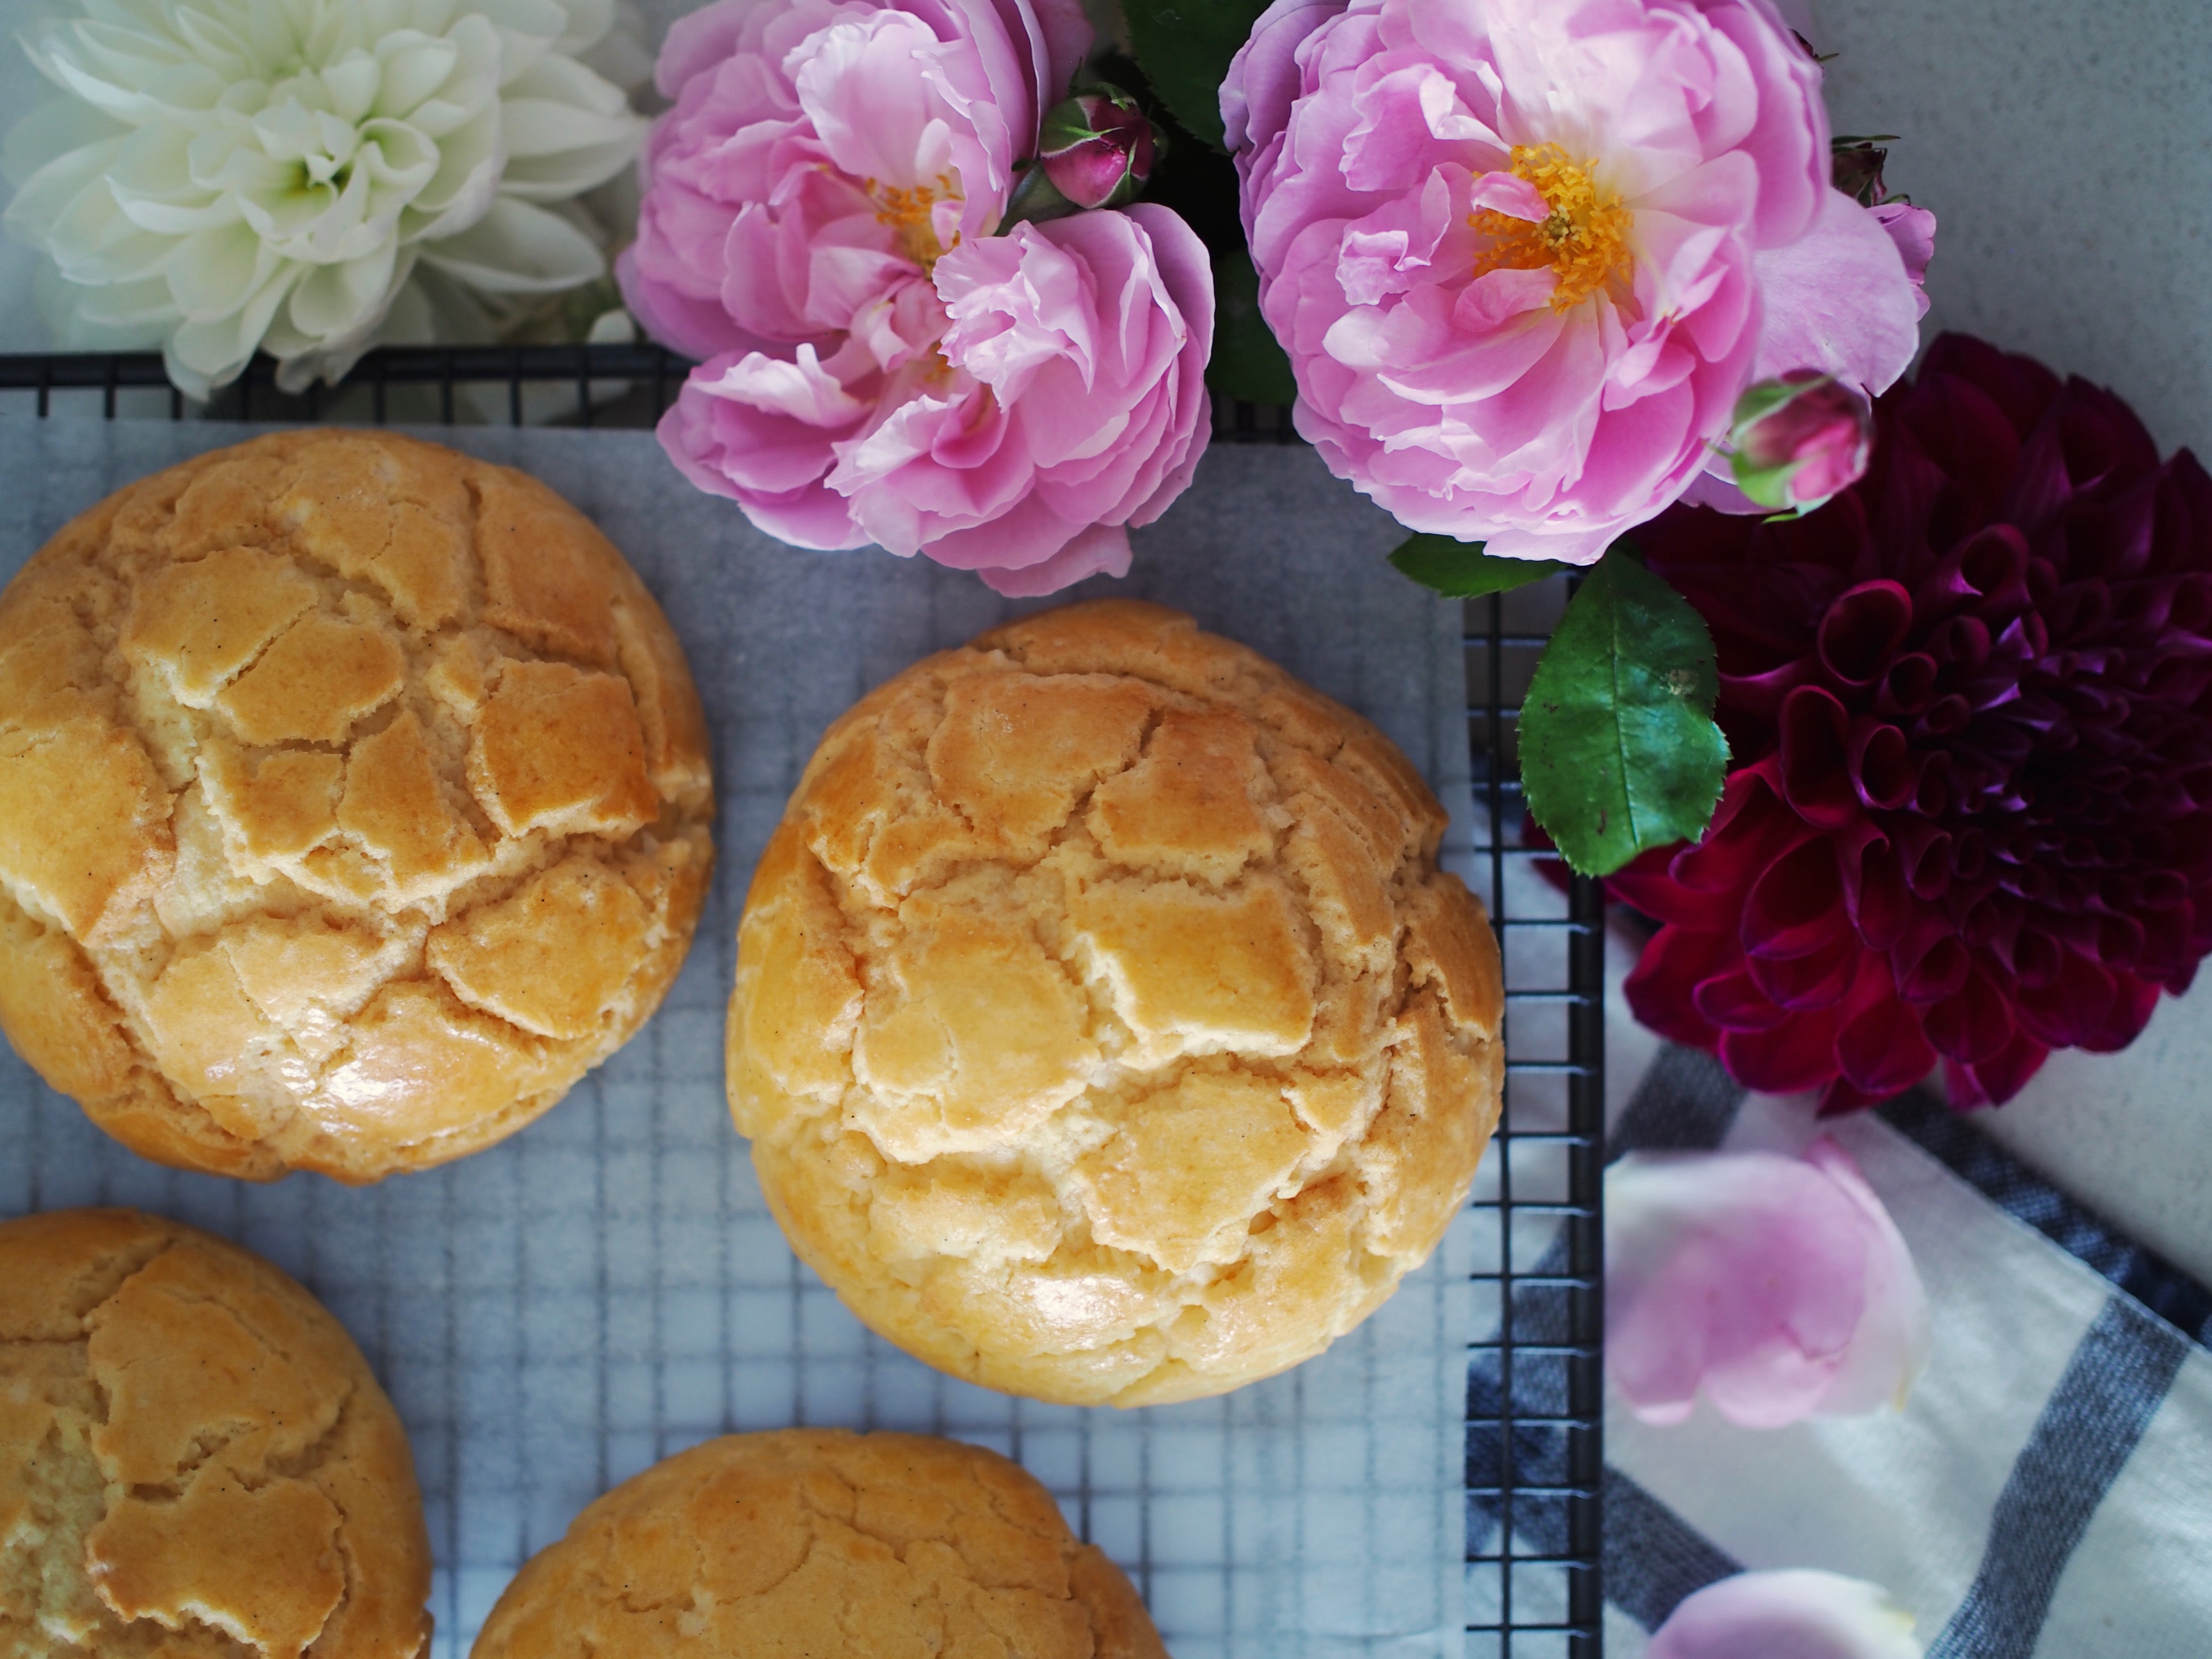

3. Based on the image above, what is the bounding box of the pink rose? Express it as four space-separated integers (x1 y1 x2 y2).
660 205 1214 594
621 0 1089 360
1222 0 1930 563
1650 1571 1924 1659
625 0 1214 592
1607 1138 1930 1429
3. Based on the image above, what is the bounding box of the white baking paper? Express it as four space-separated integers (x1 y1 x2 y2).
0 417 1486 1658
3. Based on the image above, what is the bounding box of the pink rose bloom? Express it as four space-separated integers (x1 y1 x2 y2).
1222 0 1930 562
621 0 1088 359
659 205 1213 593
622 0 1213 592
1607 1138 1930 1429
1651 1571 1923 1659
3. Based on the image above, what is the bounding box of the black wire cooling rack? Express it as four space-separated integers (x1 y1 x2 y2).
0 342 1603 1656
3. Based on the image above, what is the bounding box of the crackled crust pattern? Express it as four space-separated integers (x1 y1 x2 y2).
472 1430 1166 1659
0 1208 433 1659
0 430 715 1182
728 601 1503 1406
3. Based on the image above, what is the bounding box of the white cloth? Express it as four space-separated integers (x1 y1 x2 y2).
1599 931 2212 1657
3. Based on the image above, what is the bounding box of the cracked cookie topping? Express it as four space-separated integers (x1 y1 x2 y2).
473 1429 1164 1659
728 600 1502 1406
0 1208 433 1659
0 430 714 1182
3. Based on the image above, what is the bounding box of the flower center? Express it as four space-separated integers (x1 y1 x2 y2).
1469 143 1634 312
869 175 962 273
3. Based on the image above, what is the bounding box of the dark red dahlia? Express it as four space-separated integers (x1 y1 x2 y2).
1614 333 2212 1111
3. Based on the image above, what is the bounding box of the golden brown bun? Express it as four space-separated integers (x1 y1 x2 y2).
0 1208 433 1659
727 600 1502 1406
0 430 715 1182
472 1429 1166 1659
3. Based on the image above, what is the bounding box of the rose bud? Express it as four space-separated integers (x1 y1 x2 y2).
1039 88 1157 210
1831 136 1896 207
1726 371 1876 511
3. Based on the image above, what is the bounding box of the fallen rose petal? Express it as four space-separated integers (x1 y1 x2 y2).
1606 1139 1930 1429
1649 1569 1923 1659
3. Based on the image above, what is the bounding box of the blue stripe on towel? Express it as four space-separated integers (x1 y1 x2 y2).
1606 1043 1745 1163
1586 1045 2204 1646
1601 1464 1742 1631
1927 1295 2190 1658
1880 1089 2212 1350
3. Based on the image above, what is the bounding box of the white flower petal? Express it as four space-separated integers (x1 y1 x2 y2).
2 132 127 247
166 6 255 81
405 106 502 234
318 49 383 124
72 272 181 328
1 96 125 188
357 118 439 197
107 123 198 202
166 220 276 321
502 49 630 119
265 247 420 383
547 0 618 58
374 33 462 119
34 22 227 121
236 0 307 74
401 14 503 138
252 97 323 163
287 239 400 339
417 195 604 293
498 140 639 202
186 126 289 195
166 263 297 396
49 173 202 280
473 0 570 85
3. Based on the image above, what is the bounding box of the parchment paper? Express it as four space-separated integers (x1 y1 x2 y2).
0 417 1480 1658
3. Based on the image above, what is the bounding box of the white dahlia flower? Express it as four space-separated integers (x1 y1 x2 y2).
1 0 646 397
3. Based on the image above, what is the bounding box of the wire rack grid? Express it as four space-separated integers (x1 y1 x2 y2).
0 344 1603 1656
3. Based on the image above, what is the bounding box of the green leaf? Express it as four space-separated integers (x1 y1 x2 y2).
1206 250 1296 406
1123 0 1270 149
1518 549 1730 876
1388 533 1570 597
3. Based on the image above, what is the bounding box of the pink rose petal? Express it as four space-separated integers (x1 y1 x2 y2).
1649 1570 1923 1659
1605 1137 1929 1428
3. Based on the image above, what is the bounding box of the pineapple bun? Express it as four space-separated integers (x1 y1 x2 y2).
0 1208 433 1658
0 429 714 1182
472 1430 1166 1659
727 600 1502 1406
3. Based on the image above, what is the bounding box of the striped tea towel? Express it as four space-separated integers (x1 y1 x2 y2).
1594 1018 2212 1655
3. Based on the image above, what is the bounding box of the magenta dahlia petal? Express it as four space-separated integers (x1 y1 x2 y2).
1624 923 1742 1050
1722 1013 1845 1095
1746 930 1857 1011
1621 333 2212 1112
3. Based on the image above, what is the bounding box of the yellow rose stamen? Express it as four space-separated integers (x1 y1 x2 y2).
869 173 963 273
1468 143 1634 312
